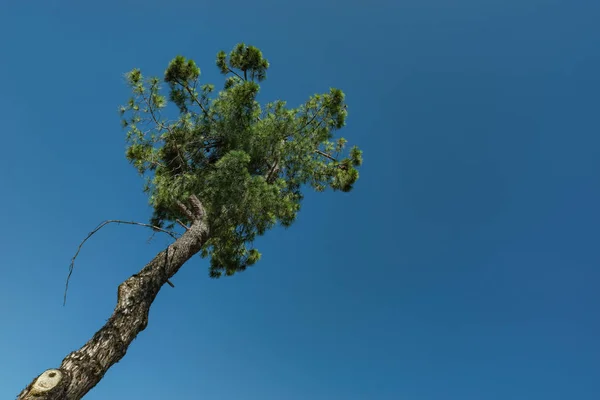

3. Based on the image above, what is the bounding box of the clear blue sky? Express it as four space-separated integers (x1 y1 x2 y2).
1 1 599 399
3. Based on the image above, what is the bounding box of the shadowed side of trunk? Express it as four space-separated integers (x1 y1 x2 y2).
17 218 208 400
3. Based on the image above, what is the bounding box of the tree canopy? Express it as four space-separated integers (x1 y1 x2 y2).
120 43 362 279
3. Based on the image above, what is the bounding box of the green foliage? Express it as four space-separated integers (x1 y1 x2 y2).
121 43 362 278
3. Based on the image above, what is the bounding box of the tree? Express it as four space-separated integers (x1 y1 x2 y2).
17 43 362 399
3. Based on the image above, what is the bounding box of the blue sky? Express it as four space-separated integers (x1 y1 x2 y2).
1 1 599 399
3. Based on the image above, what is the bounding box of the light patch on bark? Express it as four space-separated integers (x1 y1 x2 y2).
30 370 62 394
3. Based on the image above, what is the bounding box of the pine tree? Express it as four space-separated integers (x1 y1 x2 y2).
17 43 362 399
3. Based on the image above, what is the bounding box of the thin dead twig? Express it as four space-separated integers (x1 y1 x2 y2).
176 219 190 230
63 220 179 306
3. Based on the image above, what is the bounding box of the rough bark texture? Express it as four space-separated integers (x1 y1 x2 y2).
17 211 208 400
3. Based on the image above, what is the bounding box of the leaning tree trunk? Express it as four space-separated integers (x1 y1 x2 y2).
17 212 208 399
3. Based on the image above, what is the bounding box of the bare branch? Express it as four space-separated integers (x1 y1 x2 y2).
139 90 171 135
226 67 245 82
176 200 195 221
289 103 327 138
63 220 179 306
172 140 191 174
138 86 192 174
189 194 206 220
146 230 158 244
264 139 285 184
176 219 190 231
174 78 212 117
265 160 279 184
314 149 337 162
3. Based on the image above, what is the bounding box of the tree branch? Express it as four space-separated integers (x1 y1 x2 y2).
175 200 195 221
19 220 209 399
174 78 212 117
63 220 179 306
226 67 245 82
139 88 172 136
189 194 206 220
176 219 190 231
289 103 327 138
314 149 337 162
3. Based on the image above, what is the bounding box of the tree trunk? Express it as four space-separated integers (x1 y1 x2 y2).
17 217 208 399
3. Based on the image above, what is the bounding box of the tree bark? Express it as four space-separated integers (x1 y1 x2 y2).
17 215 209 399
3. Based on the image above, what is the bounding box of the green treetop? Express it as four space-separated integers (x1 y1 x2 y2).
121 43 362 279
